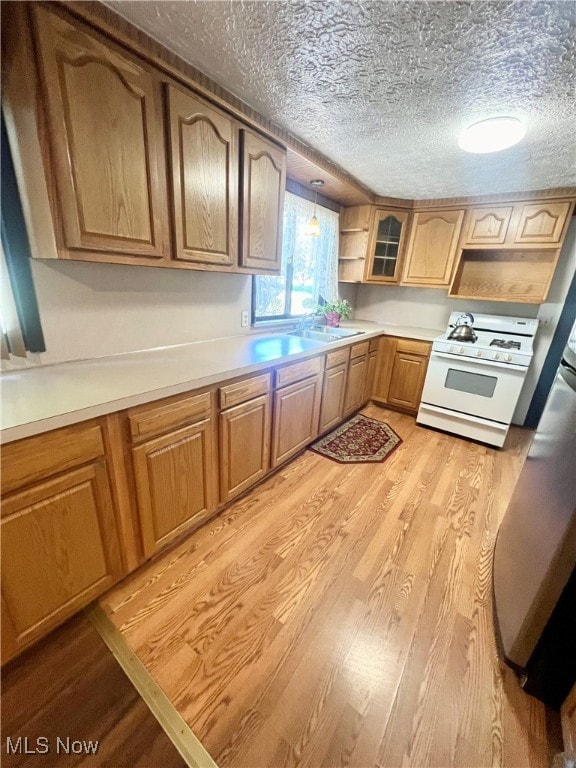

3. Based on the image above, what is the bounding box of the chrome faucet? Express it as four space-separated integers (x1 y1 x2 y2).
298 313 315 331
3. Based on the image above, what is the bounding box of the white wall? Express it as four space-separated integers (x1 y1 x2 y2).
31 260 253 365
350 218 576 425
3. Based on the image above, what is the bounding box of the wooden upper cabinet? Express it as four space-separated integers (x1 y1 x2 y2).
514 202 572 244
340 205 372 232
167 85 238 266
32 6 170 260
365 209 409 283
239 130 286 272
402 209 465 286
462 206 513 245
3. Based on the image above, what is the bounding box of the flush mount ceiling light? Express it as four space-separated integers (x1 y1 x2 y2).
458 117 526 154
305 179 324 236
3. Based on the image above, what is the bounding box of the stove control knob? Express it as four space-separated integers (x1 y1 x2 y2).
458 347 464 354
448 345 455 353
494 353 501 360
506 354 513 362
476 350 483 357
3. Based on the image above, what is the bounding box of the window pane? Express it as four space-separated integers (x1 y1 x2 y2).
253 191 339 322
254 271 288 318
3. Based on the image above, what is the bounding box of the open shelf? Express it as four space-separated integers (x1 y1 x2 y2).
449 248 560 303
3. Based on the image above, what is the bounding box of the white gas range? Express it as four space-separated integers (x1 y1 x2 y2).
417 312 539 448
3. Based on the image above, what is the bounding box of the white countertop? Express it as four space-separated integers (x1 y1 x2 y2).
0 321 440 443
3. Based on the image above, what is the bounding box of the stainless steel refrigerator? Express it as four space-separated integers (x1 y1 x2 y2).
493 336 576 709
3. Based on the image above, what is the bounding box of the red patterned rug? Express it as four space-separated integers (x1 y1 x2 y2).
310 414 402 464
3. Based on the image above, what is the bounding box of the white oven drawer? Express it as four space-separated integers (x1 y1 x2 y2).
421 351 528 424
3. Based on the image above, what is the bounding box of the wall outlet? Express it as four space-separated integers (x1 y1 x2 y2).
537 315 551 326
241 310 250 328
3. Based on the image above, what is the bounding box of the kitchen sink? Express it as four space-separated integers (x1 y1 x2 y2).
310 326 364 338
287 330 337 343
287 326 365 343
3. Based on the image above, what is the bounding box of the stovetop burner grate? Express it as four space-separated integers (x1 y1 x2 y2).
490 339 521 350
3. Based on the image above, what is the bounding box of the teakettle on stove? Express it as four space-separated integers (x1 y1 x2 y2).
448 312 477 342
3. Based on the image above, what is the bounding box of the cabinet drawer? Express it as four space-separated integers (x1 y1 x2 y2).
396 338 431 356
349 341 370 359
369 337 380 352
275 356 322 389
128 391 212 441
1 422 105 497
325 347 350 369
220 373 271 410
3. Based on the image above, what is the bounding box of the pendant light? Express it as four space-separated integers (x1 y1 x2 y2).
305 179 324 237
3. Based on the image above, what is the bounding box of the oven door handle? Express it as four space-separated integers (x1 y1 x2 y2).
431 351 528 372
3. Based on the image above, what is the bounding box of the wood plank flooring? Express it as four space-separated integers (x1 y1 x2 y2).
99 406 562 767
1 613 187 768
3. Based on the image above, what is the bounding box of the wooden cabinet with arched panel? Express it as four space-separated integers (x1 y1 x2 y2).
239 129 286 272
401 209 465 286
514 202 572 244
167 85 238 267
32 5 171 262
462 206 513 245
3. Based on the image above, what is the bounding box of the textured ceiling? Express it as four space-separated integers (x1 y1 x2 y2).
106 0 576 199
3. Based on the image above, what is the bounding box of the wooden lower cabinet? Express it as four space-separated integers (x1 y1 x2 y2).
272 375 322 467
387 351 429 411
319 363 348 433
131 418 217 558
1 427 123 663
364 348 378 403
220 394 271 502
372 337 431 414
344 352 369 416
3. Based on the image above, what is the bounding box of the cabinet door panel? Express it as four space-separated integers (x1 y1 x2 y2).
514 202 572 244
402 210 465 286
365 209 409 283
372 337 398 403
132 419 216 557
33 7 169 259
167 85 238 265
344 355 368 415
272 377 321 467
319 363 347 433
220 395 271 503
463 207 512 245
364 351 378 403
388 353 428 412
1 462 122 661
240 130 286 272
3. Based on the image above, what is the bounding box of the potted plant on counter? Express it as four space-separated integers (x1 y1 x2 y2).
315 298 351 327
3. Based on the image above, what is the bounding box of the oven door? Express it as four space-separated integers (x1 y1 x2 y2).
421 351 528 424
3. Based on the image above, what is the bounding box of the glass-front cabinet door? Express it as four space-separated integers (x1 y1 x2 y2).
365 209 409 283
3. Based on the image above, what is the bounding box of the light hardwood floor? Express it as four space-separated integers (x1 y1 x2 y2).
99 406 561 767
